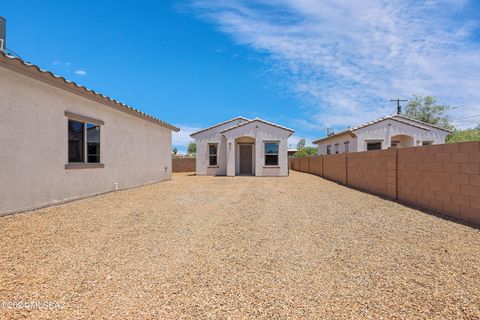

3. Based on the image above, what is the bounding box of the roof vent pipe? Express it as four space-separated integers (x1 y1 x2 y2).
0 17 5 51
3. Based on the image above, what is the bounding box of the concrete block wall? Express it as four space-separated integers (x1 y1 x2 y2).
397 141 480 224
323 154 347 185
348 148 397 199
291 142 480 225
172 158 196 172
309 156 323 176
292 158 300 171
299 157 310 173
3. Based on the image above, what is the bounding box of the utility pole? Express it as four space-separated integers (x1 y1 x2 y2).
390 98 407 114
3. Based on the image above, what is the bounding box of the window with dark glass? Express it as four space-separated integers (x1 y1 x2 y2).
68 120 85 162
208 144 217 166
68 119 101 164
264 142 279 166
344 141 349 153
367 142 382 151
335 143 339 154
326 145 331 155
87 124 100 163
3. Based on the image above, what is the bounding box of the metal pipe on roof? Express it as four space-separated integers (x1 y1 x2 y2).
0 17 6 51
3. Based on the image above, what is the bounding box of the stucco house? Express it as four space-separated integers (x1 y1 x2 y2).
313 114 451 155
191 117 294 176
0 48 179 216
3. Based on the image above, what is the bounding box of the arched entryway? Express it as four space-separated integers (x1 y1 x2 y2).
235 136 255 175
390 134 414 148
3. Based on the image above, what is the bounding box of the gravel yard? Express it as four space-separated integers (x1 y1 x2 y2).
0 171 479 319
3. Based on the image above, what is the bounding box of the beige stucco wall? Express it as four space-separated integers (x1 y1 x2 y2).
355 119 448 151
316 135 357 155
222 121 291 177
193 118 248 176
0 66 173 216
193 119 292 176
316 119 449 155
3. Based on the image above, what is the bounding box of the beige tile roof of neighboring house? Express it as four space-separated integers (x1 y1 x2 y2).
190 116 249 137
393 114 452 133
0 51 180 132
312 114 451 144
220 118 295 134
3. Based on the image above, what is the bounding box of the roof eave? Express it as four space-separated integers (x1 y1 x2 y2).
312 131 353 144
220 118 295 134
190 116 250 137
0 51 180 132
394 115 452 133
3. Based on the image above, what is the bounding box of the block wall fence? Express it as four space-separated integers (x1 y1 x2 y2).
289 141 480 225
172 158 196 172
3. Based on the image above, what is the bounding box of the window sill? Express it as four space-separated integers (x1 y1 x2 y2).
208 165 219 168
65 163 105 170
263 165 280 168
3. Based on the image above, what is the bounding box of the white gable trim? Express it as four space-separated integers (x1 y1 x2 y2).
190 116 249 137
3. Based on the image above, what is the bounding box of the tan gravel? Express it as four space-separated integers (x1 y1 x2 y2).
0 171 479 319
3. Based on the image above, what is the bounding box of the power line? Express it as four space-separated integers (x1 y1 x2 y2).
451 114 480 121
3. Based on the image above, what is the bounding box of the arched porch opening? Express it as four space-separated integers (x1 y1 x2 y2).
235 136 255 176
390 134 414 148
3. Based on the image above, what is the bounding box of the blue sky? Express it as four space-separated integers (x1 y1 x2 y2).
3 0 480 152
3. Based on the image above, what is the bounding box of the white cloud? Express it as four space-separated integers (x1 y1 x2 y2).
74 69 87 76
53 61 71 67
288 134 316 149
190 0 480 128
172 125 201 153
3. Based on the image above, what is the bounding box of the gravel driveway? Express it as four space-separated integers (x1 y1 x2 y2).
1 171 479 319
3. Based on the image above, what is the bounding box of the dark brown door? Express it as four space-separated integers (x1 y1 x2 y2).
239 144 253 175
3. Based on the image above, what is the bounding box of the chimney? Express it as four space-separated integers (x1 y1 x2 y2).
0 17 5 51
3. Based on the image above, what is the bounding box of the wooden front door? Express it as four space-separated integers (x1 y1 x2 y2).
239 144 253 175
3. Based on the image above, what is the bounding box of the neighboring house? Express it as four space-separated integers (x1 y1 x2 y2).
313 114 451 155
191 117 294 176
287 147 297 157
0 45 179 215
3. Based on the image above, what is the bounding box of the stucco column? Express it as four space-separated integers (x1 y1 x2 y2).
255 137 262 176
385 124 392 149
357 136 365 152
226 138 235 176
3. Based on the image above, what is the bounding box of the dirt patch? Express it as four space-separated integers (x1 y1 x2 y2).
0 172 479 319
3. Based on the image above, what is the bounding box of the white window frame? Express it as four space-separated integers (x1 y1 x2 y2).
344 141 349 153
365 140 383 151
334 143 339 154
208 143 218 167
264 141 279 166
326 145 331 155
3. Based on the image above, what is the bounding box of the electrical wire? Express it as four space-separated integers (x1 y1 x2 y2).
451 114 480 121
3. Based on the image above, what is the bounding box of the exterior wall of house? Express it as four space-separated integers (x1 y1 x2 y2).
355 119 448 151
0 66 173 216
316 119 449 155
222 121 291 177
193 118 248 176
316 134 358 155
